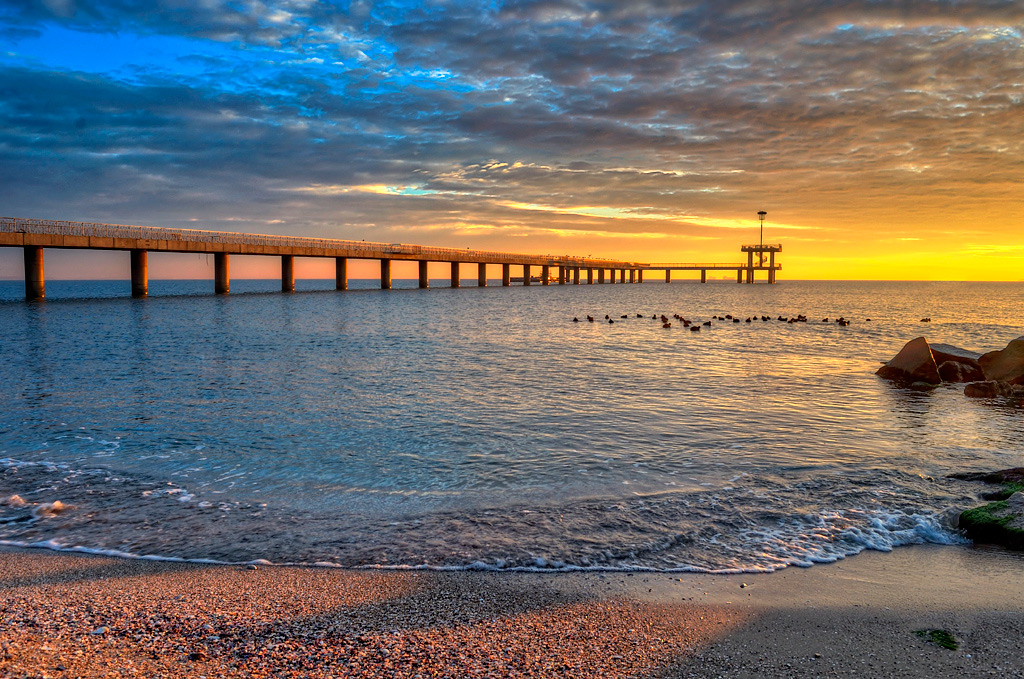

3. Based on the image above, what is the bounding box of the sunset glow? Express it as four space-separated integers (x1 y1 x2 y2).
2 2 1024 280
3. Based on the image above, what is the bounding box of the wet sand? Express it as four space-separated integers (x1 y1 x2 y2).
2 544 1023 678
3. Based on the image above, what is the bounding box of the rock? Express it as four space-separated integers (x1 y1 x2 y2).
931 343 982 368
963 381 1024 398
979 336 1024 384
938 361 984 383
876 337 941 384
90 626 108 635
949 468 1024 484
2 494 27 507
32 500 73 518
950 467 1024 500
959 493 1024 550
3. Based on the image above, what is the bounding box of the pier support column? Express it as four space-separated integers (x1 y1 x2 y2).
478 263 487 287
737 269 742 283
665 269 671 283
130 249 148 298
746 251 754 284
542 265 550 285
523 264 531 285
281 255 295 292
502 264 511 286
558 267 566 285
380 258 391 290
769 251 776 284
619 269 625 284
701 269 707 284
451 261 460 288
598 269 605 284
587 268 593 284
418 261 429 289
574 267 581 285
335 257 348 290
638 270 644 283
23 246 44 301
215 252 229 294
629 269 636 284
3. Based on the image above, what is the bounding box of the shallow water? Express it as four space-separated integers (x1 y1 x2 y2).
1 279 1022 571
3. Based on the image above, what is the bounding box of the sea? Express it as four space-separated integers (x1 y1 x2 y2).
1 278 1022 573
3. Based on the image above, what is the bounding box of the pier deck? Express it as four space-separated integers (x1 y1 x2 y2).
1 218 781 299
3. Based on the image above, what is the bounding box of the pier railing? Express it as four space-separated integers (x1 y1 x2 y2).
0 217 637 267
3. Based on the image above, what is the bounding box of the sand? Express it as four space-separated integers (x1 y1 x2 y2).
2 544 1023 678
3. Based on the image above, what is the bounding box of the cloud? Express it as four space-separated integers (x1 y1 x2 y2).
1 1 1024 272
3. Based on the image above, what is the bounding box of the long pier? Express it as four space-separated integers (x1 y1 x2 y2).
1 217 781 300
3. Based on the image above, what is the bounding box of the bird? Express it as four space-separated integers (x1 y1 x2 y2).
573 317 579 322
663 322 672 328
587 315 594 322
690 325 700 332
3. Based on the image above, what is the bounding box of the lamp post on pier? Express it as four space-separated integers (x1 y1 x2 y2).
757 210 767 265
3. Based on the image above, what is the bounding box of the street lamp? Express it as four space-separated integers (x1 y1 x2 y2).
757 210 767 265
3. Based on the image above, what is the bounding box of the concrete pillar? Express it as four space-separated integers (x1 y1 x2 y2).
380 258 391 290
451 261 460 288
130 249 148 298
335 257 348 290
587 268 593 284
215 252 229 294
419 260 429 289
701 269 707 284
23 246 44 301
619 269 625 284
737 269 743 284
638 269 644 283
542 265 550 285
478 263 487 287
598 269 605 284
281 255 295 292
769 251 776 284
665 269 671 283
502 264 511 286
746 251 754 284
523 264 531 285
574 267 581 284
558 267 566 284
629 269 636 284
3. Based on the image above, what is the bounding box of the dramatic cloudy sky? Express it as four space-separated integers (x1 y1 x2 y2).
2 0 1023 279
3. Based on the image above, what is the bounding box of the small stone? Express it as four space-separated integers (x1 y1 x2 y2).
246 564 258 571
739 583 747 589
90 626 108 635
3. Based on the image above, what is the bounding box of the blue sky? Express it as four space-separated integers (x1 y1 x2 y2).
2 1 1024 279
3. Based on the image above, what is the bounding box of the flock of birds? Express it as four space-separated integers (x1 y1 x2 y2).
572 312 866 330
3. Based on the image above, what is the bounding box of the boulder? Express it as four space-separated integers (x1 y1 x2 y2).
876 337 941 384
979 336 1024 384
938 360 984 383
930 343 982 369
963 381 1024 398
949 467 1024 500
958 492 1024 551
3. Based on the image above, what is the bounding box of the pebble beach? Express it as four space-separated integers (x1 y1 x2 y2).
3 544 1024 678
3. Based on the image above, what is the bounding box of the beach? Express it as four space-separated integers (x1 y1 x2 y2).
3 543 1023 678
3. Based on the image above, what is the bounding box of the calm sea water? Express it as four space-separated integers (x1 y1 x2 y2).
1 279 1022 572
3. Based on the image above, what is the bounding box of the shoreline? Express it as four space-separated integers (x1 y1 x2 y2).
3 543 1023 677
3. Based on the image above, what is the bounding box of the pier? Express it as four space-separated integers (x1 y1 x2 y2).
1 218 781 300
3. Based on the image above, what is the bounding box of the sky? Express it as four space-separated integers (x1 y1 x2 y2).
1 0 1023 280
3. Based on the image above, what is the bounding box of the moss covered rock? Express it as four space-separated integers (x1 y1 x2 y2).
958 494 1024 550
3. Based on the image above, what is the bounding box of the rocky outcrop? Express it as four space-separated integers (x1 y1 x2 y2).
979 336 1024 384
877 337 1024 396
954 468 1024 550
876 337 941 384
958 493 1024 551
963 381 1024 398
